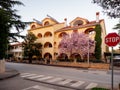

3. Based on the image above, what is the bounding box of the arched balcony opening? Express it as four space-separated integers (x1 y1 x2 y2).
57 53 68 60
70 53 83 62
44 42 52 48
31 25 36 29
44 53 52 64
84 28 95 35
44 21 50 26
44 53 52 58
58 32 68 38
44 31 52 37
37 33 42 38
73 20 83 26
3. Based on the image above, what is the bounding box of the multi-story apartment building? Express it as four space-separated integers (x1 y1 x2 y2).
28 12 106 63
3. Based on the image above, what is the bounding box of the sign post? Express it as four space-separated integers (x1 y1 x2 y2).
105 32 120 90
111 47 114 90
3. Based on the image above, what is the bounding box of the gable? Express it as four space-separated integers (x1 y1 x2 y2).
70 17 89 27
42 17 59 26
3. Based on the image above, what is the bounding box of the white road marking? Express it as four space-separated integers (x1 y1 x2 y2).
58 79 72 85
37 76 53 81
20 73 98 90
21 74 37 77
20 73 31 76
22 85 56 90
46 78 63 83
85 83 98 89
71 81 85 87
27 75 45 79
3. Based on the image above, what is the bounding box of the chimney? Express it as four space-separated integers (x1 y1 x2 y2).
64 18 67 27
96 12 99 22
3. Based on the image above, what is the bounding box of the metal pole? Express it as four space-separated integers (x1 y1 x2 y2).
7 44 8 59
118 19 120 52
88 38 89 66
111 47 114 90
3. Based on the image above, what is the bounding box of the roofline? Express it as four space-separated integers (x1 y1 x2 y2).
55 19 104 33
69 17 89 24
28 22 64 31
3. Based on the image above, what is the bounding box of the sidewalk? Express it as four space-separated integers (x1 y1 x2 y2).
0 68 20 80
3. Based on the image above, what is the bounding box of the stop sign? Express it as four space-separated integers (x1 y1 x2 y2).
105 32 120 47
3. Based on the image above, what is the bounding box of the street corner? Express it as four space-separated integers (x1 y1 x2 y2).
0 68 20 80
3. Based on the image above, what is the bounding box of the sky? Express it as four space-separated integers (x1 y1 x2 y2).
16 0 119 48
16 0 119 34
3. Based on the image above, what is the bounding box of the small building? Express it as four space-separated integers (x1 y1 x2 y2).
9 43 23 61
28 12 107 63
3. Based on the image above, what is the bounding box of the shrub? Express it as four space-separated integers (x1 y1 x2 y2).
76 59 84 62
94 24 102 60
57 58 74 62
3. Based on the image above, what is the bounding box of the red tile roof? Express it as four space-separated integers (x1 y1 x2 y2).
55 19 104 33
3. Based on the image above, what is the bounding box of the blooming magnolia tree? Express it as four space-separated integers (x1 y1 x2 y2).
59 30 95 59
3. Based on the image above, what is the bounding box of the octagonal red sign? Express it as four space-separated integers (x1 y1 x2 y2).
105 32 120 47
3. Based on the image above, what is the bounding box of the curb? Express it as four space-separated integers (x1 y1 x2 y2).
0 69 20 80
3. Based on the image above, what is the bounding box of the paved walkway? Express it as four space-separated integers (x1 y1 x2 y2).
0 68 19 80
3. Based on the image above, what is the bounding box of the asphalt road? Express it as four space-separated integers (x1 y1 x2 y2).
1 62 120 90
0 75 74 90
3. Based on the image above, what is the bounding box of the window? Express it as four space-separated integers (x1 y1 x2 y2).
58 32 68 38
44 32 52 37
44 21 49 26
73 20 83 26
44 42 52 48
54 42 56 45
31 25 36 29
84 28 95 34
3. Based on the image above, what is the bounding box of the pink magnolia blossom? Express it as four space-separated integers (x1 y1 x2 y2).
59 31 95 59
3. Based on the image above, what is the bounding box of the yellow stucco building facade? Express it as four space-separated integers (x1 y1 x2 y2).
28 13 106 62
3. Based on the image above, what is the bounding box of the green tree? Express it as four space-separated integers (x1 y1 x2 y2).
113 22 120 35
113 22 120 50
92 0 120 18
93 0 120 52
0 0 27 59
94 24 102 60
23 32 42 63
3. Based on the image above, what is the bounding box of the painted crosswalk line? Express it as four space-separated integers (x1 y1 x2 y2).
37 76 53 81
20 73 31 76
21 74 37 77
20 73 99 89
58 79 72 85
85 83 98 89
71 81 85 87
27 75 45 79
46 77 63 83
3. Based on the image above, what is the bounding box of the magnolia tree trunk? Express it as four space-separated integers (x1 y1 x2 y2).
0 59 5 73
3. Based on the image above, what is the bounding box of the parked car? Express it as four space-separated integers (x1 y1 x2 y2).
113 55 120 67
